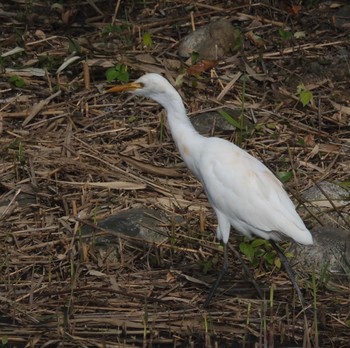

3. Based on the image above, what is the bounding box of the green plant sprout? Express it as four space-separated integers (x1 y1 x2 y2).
190 51 199 65
218 76 247 146
142 32 152 48
9 75 25 88
102 23 122 36
105 64 129 83
278 29 293 40
217 109 243 130
239 237 293 269
297 83 313 107
18 141 25 166
277 170 293 183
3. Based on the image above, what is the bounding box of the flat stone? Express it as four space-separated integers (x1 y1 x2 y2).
289 226 350 275
178 20 242 60
290 181 350 275
82 208 180 246
191 108 240 134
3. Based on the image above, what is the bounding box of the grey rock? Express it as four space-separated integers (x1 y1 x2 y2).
82 208 180 246
289 226 350 275
290 181 350 275
178 20 242 60
191 108 240 134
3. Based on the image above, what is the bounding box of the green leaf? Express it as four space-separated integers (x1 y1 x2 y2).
105 64 129 83
284 252 294 259
278 29 293 40
297 83 313 107
175 73 185 86
265 251 276 265
277 171 293 183
274 257 281 269
117 70 129 82
218 109 243 129
106 68 119 82
251 239 267 248
239 242 255 263
9 75 25 88
143 32 152 48
190 51 199 65
300 89 313 107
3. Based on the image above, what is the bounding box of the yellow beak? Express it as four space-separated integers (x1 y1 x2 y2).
107 82 142 93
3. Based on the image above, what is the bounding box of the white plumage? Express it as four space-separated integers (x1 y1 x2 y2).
109 73 313 247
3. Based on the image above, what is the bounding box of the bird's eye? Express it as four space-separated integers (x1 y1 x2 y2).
139 82 145 88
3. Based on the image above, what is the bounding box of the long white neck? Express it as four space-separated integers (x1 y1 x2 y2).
152 89 205 176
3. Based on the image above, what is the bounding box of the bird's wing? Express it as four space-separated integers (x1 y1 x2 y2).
197 138 308 241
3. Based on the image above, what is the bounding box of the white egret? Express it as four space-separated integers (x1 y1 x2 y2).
108 73 313 307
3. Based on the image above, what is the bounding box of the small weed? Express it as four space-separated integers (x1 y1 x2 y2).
318 261 331 288
102 23 122 36
142 32 153 48
278 29 293 41
190 51 199 65
18 141 25 166
105 63 129 83
239 238 292 269
202 254 219 274
1 335 9 345
175 73 185 86
218 77 250 145
9 75 25 88
217 109 243 130
101 24 133 47
277 170 293 183
297 83 313 107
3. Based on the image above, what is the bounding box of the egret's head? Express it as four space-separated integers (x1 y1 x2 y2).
107 73 178 107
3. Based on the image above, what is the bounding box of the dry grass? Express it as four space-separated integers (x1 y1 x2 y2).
1 1 349 347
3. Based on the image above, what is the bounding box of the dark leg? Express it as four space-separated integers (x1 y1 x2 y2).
227 243 264 299
270 240 305 309
203 243 228 308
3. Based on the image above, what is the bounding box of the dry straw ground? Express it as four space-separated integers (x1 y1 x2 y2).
1 1 349 347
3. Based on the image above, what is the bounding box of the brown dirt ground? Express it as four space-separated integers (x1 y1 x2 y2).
1 1 349 347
